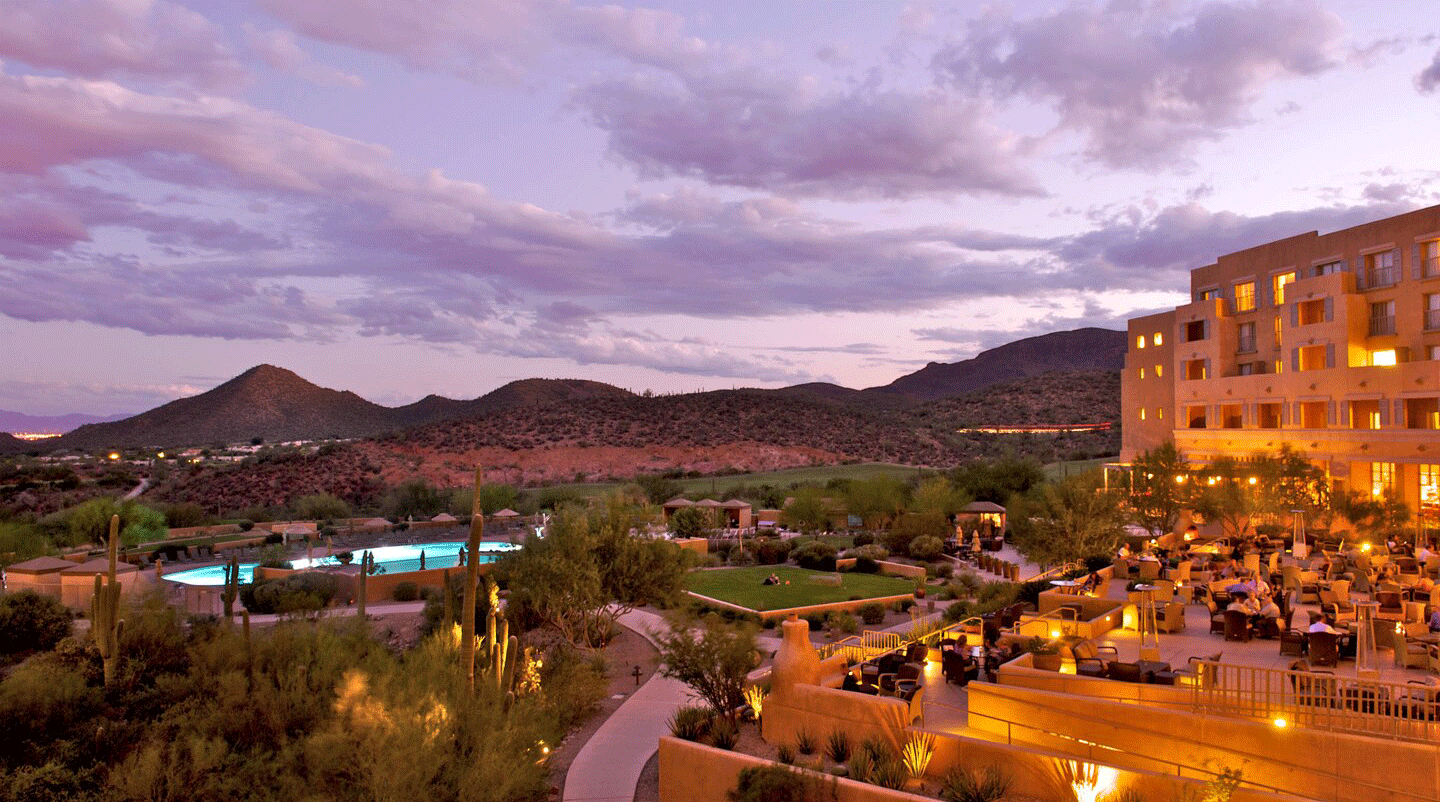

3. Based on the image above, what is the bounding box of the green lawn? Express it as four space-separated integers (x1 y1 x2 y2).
1042 457 1111 480
685 565 914 611
527 462 929 502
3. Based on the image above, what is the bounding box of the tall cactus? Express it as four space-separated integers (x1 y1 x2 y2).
441 568 455 627
461 467 484 691
357 550 373 619
481 580 518 695
92 514 123 687
221 553 240 620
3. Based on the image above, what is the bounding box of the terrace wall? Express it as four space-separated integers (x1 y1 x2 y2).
833 558 927 580
687 591 916 622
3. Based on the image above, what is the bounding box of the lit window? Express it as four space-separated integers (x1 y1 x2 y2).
1200 288 1221 301
1371 349 1398 367
1136 335 1145 349
1234 281 1256 312
1273 315 1282 346
1431 345 1440 361
1422 465 1439 520
1372 462 1396 497
1139 367 1145 379
1273 271 1295 305
1155 364 1163 377
1274 360 1283 374
1426 294 1440 331
1157 407 1163 419
1140 408 1147 421
1152 333 1163 346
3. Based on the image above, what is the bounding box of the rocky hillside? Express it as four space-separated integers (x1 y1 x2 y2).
0 433 29 455
869 328 1125 400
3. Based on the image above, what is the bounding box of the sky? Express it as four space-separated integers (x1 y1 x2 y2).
2 0 1440 416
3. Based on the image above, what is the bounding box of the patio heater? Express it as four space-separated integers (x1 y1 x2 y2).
1291 510 1307 560
1134 583 1161 661
1353 601 1379 678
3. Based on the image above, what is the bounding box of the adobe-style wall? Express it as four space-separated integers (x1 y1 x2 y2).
672 538 708 556
686 591 916 622
833 558 928 580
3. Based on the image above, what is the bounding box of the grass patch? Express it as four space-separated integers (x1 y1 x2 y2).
675 463 926 496
1042 458 1108 480
685 565 913 611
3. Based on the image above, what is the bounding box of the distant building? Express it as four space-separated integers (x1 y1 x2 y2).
1122 204 1440 523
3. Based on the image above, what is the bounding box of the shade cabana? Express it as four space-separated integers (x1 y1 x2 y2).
4 556 74 600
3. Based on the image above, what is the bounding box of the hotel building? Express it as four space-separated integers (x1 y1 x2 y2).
1122 204 1440 523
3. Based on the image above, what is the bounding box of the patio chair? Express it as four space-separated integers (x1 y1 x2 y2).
1138 561 1161 581
1156 601 1187 633
1377 591 1406 621
1071 640 1119 679
1205 597 1226 635
941 649 978 686
1112 559 1132 580
1320 589 1356 623
1390 626 1431 670
1397 556 1420 575
1223 609 1252 642
1278 613 1307 656
1308 632 1340 667
1170 652 1223 687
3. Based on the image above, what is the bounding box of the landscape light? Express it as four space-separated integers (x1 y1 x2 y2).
1272 717 1288 729
1248 477 1257 485
107 452 120 460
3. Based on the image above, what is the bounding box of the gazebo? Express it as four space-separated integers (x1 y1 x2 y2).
3 556 74 600
957 501 1007 533
59 557 140 608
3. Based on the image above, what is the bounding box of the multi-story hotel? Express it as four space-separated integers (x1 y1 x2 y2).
1122 204 1440 523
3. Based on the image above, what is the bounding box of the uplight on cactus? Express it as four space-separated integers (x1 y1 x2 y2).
901 732 934 779
743 685 766 719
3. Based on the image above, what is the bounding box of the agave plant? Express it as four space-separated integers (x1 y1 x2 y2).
823 730 851 763
902 732 935 779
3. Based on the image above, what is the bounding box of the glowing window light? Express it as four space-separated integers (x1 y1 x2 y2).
1371 349 1397 367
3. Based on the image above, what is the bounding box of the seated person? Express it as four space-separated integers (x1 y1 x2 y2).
762 573 780 585
1307 612 1338 634
1429 607 1440 634
1080 571 1102 594
1417 575 1436 594
1418 543 1436 564
1117 543 1132 559
1256 595 1281 620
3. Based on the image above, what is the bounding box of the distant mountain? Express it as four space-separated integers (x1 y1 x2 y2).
0 432 29 455
0 409 130 435
868 328 1125 401
50 367 637 451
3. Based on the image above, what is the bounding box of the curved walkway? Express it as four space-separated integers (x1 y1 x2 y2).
563 608 692 802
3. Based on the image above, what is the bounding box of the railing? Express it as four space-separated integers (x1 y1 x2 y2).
1424 254 1440 279
1368 315 1396 336
1357 266 1400 290
1426 308 1440 331
1234 336 1256 353
1190 660 1440 744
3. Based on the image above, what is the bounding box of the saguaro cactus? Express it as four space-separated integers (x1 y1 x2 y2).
91 514 124 687
221 553 240 620
357 550 373 619
481 579 518 695
461 467 484 691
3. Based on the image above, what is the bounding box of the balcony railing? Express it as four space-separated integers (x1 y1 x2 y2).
1426 308 1440 331
1369 315 1396 336
1424 254 1440 279
1358 266 1400 290
1235 336 1256 354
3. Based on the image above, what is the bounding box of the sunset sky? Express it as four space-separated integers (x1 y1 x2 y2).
3 0 1440 415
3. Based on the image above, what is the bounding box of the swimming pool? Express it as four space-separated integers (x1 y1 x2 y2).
162 541 521 586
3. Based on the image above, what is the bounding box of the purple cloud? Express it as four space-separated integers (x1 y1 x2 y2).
1420 47 1440 93
933 0 1343 168
0 0 246 91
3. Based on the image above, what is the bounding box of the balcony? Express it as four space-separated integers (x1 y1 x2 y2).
1368 315 1396 337
1424 254 1440 280
1426 308 1440 331
1235 336 1256 354
1357 266 1399 291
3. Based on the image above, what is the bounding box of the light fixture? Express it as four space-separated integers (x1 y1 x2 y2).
1272 717 1288 729
1248 477 1258 485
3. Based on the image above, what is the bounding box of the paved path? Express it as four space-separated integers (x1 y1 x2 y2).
563 608 694 802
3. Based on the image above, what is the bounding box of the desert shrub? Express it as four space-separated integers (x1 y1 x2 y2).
795 729 816 755
242 572 339 614
749 538 793 565
860 735 892 763
258 544 290 569
801 613 826 632
823 730 851 762
0 592 72 662
162 502 210 529
909 535 945 561
236 519 255 532
715 541 735 561
932 561 954 579
729 549 756 566
857 603 886 625
952 572 982 596
825 611 858 635
943 600 975 623
891 598 914 614
391 581 420 602
729 765 829 802
844 544 889 562
791 540 838 571
851 532 875 547
667 705 712 741
940 765 1012 802
263 533 283 545
848 748 876 783
1013 579 1048 607
777 743 796 765
709 718 739 750
871 758 909 790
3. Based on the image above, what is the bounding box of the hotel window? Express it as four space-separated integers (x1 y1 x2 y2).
1200 288 1221 301
1426 294 1440 331
1369 300 1396 336
1299 401 1327 428
1156 407 1163 419
1314 260 1343 276
1363 249 1399 289
1273 315 1282 348
1431 345 1440 361
1370 349 1398 367
1234 281 1256 312
1257 403 1282 428
1185 320 1207 341
1350 399 1380 430
1422 465 1439 520
1422 241 1440 279
1297 344 1329 371
1371 462 1396 497
1153 333 1163 346
1136 335 1145 349
1274 359 1283 374
1183 359 1208 380
1186 405 1207 429
1297 298 1327 326
1139 367 1145 379
1406 398 1440 429
1139 408 1146 421
1273 271 1295 305
1154 364 1163 377
1221 404 1243 429
1236 321 1256 353
1237 361 1260 376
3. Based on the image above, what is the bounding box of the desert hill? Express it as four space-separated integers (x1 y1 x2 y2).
0 433 29 455
869 328 1125 400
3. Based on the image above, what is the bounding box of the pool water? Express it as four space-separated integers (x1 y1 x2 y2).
162 541 520 586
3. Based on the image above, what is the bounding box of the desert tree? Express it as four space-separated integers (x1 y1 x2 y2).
1009 472 1127 568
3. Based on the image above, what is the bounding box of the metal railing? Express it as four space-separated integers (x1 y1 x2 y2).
1368 315 1396 336
1234 336 1256 353
1358 266 1400 290
1189 659 1440 744
1426 308 1440 331
1424 254 1440 279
